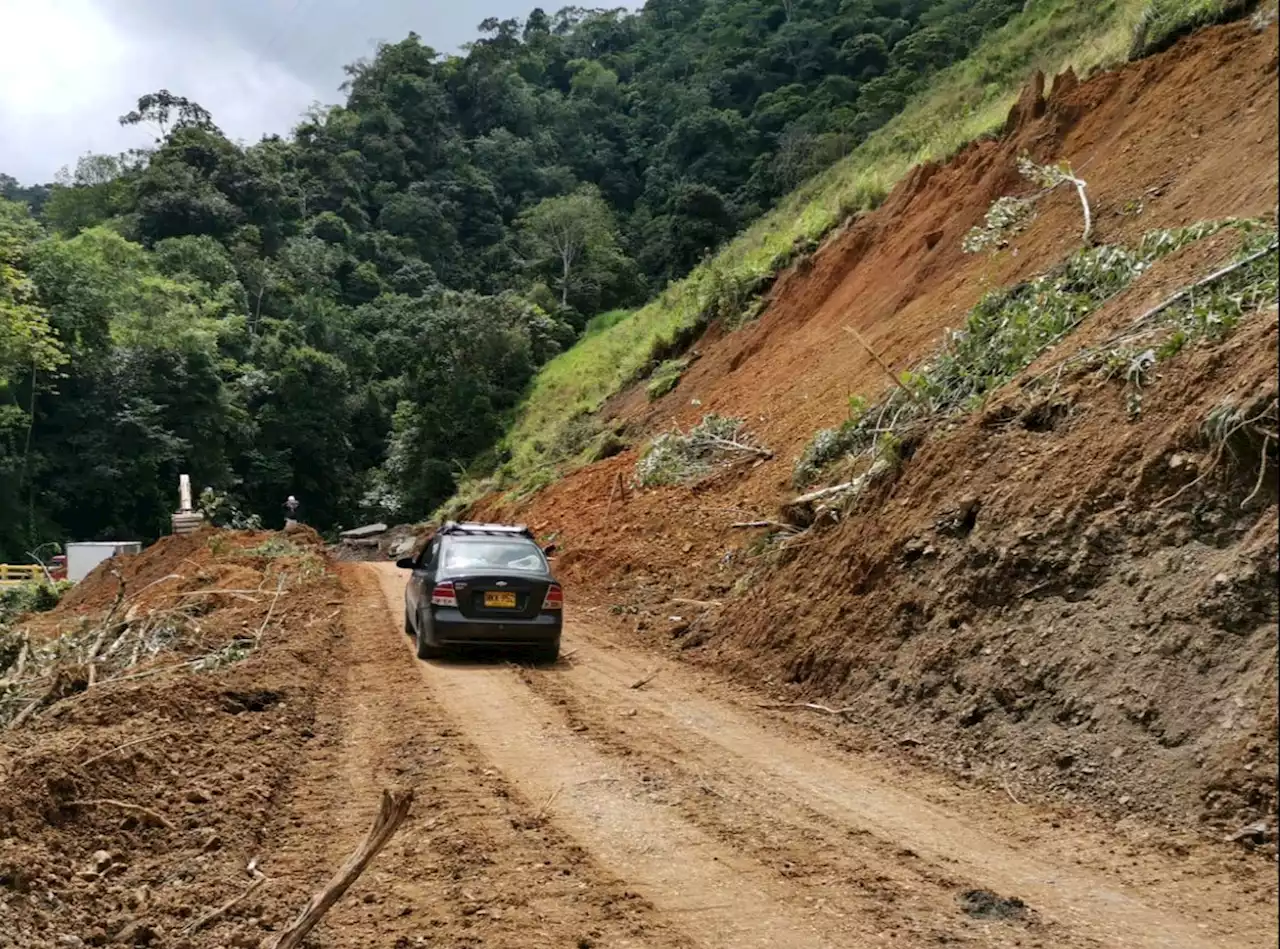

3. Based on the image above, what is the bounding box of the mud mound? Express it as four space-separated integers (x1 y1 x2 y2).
56 531 212 614
0 530 343 947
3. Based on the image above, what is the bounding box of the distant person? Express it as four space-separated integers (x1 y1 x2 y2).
284 495 300 522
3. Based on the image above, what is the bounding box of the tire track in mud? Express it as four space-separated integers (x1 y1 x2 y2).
257 564 690 949
368 563 1276 949
537 629 1276 949
512 662 1073 949
370 564 873 949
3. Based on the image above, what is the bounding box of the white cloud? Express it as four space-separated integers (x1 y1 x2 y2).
0 0 644 184
0 0 319 181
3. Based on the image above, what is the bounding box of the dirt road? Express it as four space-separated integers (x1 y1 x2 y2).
261 561 1276 948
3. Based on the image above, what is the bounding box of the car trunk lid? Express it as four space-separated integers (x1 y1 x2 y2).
453 573 550 620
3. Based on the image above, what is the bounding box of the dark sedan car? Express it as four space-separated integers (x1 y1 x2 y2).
397 521 562 662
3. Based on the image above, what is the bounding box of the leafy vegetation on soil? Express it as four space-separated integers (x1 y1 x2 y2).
485 0 1245 497
647 358 690 401
794 220 1277 487
0 579 71 626
1074 226 1279 419
1129 0 1252 56
635 415 768 487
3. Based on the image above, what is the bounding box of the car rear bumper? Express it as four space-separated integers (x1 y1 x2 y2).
431 608 561 646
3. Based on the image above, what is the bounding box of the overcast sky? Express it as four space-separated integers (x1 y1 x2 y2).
0 0 640 184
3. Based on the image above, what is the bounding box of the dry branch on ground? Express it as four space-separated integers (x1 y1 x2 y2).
265 788 413 949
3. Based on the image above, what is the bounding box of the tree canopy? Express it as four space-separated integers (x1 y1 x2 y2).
0 0 1023 557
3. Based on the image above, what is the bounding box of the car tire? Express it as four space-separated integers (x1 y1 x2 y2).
532 640 560 665
415 617 445 661
404 609 414 637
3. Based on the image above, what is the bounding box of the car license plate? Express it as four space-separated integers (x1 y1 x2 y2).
484 591 517 608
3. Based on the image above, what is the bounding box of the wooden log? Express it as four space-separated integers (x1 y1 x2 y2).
263 789 413 949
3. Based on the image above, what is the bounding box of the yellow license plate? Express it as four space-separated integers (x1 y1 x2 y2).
484 591 517 608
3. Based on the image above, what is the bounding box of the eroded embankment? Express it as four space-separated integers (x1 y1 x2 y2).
474 18 1280 854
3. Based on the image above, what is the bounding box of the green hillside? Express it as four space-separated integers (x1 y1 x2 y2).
0 0 1250 556
475 0 1249 503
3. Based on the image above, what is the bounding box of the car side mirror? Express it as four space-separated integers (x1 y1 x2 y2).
395 557 416 570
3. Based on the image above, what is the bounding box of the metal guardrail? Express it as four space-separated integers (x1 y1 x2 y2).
0 564 43 585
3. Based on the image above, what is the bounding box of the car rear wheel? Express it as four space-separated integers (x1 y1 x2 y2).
415 617 446 661
404 609 413 637
532 640 560 665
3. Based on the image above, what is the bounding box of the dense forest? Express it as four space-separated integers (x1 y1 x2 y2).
0 0 1024 557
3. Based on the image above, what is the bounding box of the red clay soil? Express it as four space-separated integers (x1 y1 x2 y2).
474 18 1280 858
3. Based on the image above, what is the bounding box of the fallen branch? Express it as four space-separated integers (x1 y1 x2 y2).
81 731 170 768
758 701 857 720
264 788 413 949
184 876 267 935
1127 240 1277 331
1029 241 1280 388
629 669 660 690
255 576 287 645
703 434 774 459
6 698 40 731
844 326 924 405
791 458 892 507
1071 175 1093 245
1242 435 1272 508
534 785 563 822
69 798 175 830
730 520 800 533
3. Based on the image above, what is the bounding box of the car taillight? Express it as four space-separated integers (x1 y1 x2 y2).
431 581 457 607
542 583 563 611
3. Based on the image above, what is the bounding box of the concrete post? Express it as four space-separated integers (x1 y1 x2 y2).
172 473 205 535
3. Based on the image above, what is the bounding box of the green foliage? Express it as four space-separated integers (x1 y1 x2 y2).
517 186 634 317
244 537 304 559
0 202 66 383
793 220 1268 486
1129 0 1250 57
0 579 72 625
646 358 689 401
1085 228 1279 408
198 487 263 530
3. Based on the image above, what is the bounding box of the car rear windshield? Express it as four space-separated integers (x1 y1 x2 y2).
443 539 546 573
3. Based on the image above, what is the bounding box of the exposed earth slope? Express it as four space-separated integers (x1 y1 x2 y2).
475 18 1280 855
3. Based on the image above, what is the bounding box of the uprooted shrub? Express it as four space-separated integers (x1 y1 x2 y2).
636 414 772 487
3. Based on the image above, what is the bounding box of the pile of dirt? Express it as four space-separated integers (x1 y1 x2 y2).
474 18 1279 854
0 529 344 947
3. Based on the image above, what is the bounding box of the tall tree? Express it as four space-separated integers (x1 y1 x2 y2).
518 185 628 310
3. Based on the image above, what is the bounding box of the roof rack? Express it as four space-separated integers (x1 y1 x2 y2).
438 521 535 540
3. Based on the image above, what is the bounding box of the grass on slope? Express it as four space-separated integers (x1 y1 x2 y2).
476 0 1245 499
